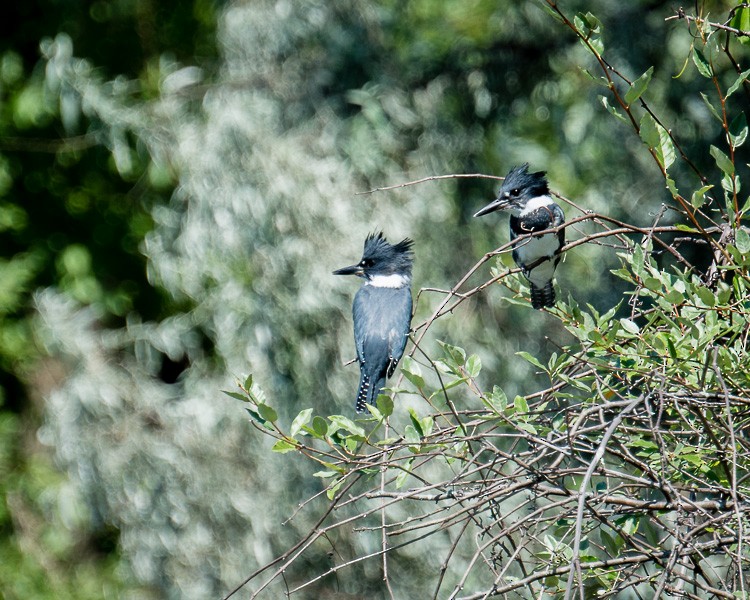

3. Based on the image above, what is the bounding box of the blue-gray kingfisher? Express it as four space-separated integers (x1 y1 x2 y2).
333 232 414 412
474 164 565 309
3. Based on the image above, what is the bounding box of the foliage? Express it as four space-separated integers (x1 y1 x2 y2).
225 2 750 598
1 0 747 598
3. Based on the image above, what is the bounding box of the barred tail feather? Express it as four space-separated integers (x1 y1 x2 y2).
355 373 371 413
530 281 556 310
355 372 387 413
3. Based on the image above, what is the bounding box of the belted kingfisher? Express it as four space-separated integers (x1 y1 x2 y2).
474 164 565 309
333 232 414 412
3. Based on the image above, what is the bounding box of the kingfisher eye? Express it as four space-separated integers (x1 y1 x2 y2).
510 188 520 196
360 258 374 268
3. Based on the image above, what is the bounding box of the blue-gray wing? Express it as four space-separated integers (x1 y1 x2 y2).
352 285 413 382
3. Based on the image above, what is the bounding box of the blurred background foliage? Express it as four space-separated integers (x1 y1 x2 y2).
0 0 747 597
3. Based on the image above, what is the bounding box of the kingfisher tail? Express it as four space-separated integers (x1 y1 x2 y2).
530 282 555 310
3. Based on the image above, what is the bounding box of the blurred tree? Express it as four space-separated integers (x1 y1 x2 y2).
2 0 747 598
0 0 219 597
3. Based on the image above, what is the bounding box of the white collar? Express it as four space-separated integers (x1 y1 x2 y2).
366 273 410 288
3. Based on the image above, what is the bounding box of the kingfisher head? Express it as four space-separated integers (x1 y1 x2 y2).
474 163 549 217
333 232 414 285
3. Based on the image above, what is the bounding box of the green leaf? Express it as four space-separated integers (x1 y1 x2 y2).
599 95 626 122
395 458 413 488
601 530 622 557
727 68 750 97
624 66 654 105
639 113 675 169
257 403 278 423
484 386 508 414
700 92 722 122
729 112 748 148
573 12 604 54
619 318 640 334
222 389 250 402
729 6 750 45
290 408 313 438
516 351 547 372
404 424 421 450
438 340 466 368
272 439 297 453
695 286 716 307
581 69 610 88
639 112 659 147
401 356 425 389
666 177 678 196
692 47 712 77
710 145 735 176
408 408 424 437
657 124 675 169
312 416 328 437
691 184 714 209
326 477 344 500
375 395 394 417
736 228 750 254
328 415 365 437
514 395 529 414
313 470 339 479
466 354 482 378
243 373 254 390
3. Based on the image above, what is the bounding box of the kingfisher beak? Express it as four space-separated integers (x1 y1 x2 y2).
333 264 364 276
474 193 510 218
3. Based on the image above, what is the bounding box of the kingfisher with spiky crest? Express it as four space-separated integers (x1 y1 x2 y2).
333 232 414 412
474 164 565 309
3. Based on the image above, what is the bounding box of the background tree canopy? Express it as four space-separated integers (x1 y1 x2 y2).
1 0 749 598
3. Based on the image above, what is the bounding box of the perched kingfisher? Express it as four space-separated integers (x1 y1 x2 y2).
474 164 565 309
333 232 414 412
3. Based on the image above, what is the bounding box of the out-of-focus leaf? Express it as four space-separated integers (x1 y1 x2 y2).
729 6 750 45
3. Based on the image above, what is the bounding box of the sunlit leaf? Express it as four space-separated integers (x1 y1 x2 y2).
600 95 626 122
729 112 748 148
692 47 712 77
700 92 722 122
514 395 529 414
328 415 365 437
691 184 714 209
736 228 750 254
710 145 735 176
624 66 654 105
726 68 750 97
272 439 297 453
290 408 313 438
620 318 640 335
729 5 750 45
516 351 547 372
466 354 481 378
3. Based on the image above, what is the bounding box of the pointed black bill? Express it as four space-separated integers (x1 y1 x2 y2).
333 264 363 276
474 197 509 218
